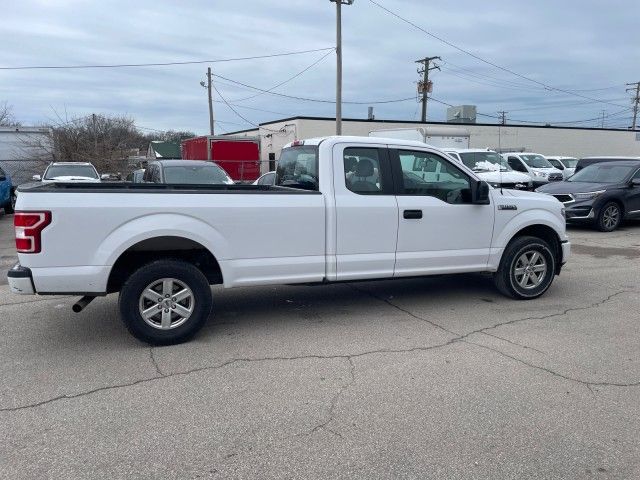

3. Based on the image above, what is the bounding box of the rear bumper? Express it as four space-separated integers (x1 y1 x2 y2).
7 263 109 295
7 264 35 295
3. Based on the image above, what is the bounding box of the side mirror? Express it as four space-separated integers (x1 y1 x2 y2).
100 174 110 180
472 180 490 204
32 175 41 181
631 178 640 187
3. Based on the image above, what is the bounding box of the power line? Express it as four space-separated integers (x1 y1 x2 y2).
231 49 335 103
368 0 629 109
211 72 415 104
0 47 336 70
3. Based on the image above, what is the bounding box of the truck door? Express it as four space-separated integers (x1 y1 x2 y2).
391 148 494 276
332 143 399 280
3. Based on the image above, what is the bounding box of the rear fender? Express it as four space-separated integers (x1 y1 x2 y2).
97 213 230 269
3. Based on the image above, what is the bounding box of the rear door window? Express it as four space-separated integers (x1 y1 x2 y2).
276 146 318 191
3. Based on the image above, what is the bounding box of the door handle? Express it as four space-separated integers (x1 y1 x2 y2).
403 209 423 219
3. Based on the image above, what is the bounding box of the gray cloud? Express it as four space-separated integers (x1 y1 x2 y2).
1 0 638 133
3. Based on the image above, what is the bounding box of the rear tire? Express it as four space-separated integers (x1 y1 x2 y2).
119 259 212 345
596 201 622 232
494 236 556 299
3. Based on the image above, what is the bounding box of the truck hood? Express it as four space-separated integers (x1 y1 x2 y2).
477 171 531 183
43 176 101 183
499 188 552 201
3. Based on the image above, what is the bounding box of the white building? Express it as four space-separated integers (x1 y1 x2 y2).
0 126 52 185
226 116 640 169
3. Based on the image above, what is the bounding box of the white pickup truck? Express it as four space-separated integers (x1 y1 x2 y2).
8 136 570 345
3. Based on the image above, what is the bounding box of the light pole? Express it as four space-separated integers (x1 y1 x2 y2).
331 0 354 135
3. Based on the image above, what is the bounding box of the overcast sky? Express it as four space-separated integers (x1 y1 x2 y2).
1 0 639 134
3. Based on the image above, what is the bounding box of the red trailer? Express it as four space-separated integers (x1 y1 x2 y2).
180 136 261 182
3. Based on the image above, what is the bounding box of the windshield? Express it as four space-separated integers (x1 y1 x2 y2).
520 155 553 169
163 164 232 184
276 145 319 190
459 152 511 172
44 165 98 179
568 164 634 183
560 158 578 168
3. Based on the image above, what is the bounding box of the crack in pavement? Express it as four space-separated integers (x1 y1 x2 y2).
1 289 636 413
464 340 640 392
348 284 459 337
308 357 356 438
149 347 165 377
0 343 456 413
351 285 640 390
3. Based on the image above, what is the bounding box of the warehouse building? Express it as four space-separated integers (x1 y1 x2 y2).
226 116 640 167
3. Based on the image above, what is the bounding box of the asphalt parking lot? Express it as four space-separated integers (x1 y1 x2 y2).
1 213 639 479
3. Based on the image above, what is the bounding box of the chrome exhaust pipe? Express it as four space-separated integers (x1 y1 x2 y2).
72 296 96 313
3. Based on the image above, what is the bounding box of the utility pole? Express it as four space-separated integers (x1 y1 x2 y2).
498 111 508 125
207 67 215 136
601 110 606 128
416 56 441 122
626 81 640 130
331 0 354 135
92 113 98 157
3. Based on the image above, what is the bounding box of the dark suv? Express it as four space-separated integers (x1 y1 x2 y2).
537 160 640 232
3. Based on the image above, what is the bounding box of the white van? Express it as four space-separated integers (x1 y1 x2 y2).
443 148 533 190
502 153 564 187
545 156 578 179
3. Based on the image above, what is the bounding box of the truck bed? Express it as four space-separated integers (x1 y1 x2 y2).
17 182 318 195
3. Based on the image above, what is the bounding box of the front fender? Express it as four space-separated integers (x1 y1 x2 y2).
493 208 566 249
96 213 231 267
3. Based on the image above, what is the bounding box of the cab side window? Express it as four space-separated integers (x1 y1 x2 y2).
344 148 388 194
508 157 527 172
397 150 471 204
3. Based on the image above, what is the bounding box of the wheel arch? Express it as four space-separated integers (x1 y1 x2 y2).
493 211 565 273
99 214 230 293
107 235 223 293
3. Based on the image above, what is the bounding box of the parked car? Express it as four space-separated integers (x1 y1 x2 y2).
0 165 14 214
502 153 564 187
9 136 569 345
574 156 640 174
142 160 234 185
546 156 578 179
35 162 101 183
537 160 640 232
252 171 276 186
443 148 533 190
126 169 145 183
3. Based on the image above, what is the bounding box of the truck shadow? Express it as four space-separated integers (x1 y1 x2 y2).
197 273 502 338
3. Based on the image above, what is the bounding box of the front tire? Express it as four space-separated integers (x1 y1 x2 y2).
494 236 556 299
119 259 212 345
596 202 622 232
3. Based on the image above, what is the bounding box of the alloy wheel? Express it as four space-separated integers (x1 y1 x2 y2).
513 251 548 290
138 278 195 330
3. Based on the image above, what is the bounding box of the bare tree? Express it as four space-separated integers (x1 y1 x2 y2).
0 101 21 127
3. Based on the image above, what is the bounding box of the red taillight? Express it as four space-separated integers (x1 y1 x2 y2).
14 211 52 254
